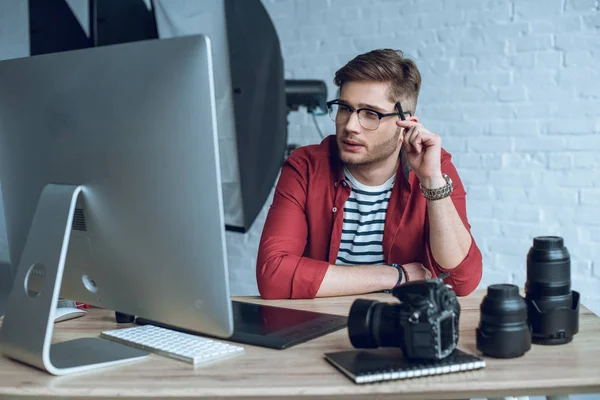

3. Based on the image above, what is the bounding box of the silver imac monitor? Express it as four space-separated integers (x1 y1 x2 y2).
0 35 233 375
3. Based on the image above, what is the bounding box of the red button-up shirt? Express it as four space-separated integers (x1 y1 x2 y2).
256 136 482 299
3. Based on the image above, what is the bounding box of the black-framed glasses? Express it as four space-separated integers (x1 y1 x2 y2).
326 99 412 131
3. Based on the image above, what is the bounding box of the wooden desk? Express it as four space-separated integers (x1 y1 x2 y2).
0 290 599 399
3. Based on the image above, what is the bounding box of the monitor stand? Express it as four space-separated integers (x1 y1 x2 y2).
0 261 12 317
0 184 148 375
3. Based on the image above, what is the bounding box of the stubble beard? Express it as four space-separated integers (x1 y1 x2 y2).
339 128 402 168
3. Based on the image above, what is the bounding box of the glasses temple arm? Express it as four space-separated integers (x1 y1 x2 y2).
395 102 407 121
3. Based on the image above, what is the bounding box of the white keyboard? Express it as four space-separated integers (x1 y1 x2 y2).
100 325 244 365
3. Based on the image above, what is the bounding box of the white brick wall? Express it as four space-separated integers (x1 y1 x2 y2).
227 0 600 316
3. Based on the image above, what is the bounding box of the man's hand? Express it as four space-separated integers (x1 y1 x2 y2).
401 262 432 283
396 120 444 189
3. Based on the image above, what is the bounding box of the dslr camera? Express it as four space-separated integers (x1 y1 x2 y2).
348 277 460 361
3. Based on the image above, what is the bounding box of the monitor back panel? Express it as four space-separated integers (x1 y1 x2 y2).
0 35 234 338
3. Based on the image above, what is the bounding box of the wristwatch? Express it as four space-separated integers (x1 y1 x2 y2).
420 173 453 201
383 263 404 294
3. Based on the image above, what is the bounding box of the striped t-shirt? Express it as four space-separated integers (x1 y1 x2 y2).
335 167 395 266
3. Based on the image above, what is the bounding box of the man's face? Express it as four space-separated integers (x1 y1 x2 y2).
335 81 402 167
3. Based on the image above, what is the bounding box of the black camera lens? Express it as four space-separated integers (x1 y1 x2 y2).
476 284 531 358
348 299 403 349
525 236 579 345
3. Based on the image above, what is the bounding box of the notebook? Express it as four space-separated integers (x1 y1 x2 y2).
324 348 485 384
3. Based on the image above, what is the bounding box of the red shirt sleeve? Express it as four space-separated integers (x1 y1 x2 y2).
424 153 483 296
256 155 329 299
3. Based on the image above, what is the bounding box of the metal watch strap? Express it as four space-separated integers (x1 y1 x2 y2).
420 173 453 201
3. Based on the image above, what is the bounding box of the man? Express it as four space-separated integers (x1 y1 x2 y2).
256 49 482 299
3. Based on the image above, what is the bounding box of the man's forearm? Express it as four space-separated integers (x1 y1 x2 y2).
315 265 399 297
426 196 472 269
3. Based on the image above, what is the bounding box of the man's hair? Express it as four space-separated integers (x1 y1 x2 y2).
333 49 421 115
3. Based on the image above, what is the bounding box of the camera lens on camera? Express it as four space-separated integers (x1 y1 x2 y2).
525 236 579 345
347 299 403 349
476 284 531 358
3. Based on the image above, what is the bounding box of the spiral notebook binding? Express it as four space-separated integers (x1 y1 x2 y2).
325 348 486 384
